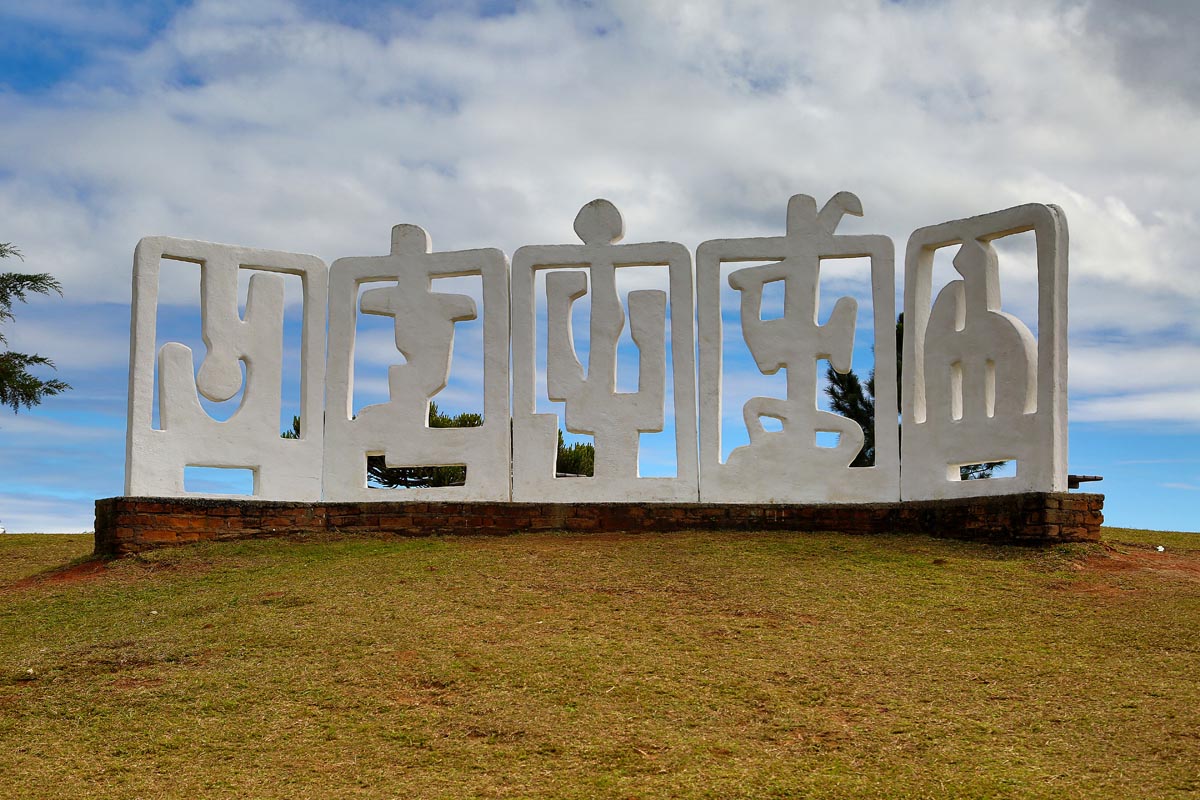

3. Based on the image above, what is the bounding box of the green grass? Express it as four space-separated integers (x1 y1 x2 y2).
1 527 1197 799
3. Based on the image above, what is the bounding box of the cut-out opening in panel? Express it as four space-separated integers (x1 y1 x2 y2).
365 454 467 489
556 431 595 477
816 348 877 468
429 274 485 420
759 415 783 433
719 260 787 463
235 267 306 437
947 460 1017 481
153 261 304 435
813 255 877 434
816 256 872 327
184 466 255 495
613 265 670 395
989 230 1039 331
759 277 785 321
950 360 964 421
985 358 996 418
929 245 963 326
534 267 591 419
276 272 307 438
352 281 401 417
815 430 841 449
638 429 677 478
615 265 676 479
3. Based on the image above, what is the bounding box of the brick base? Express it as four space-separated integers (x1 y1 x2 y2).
93 493 1105 556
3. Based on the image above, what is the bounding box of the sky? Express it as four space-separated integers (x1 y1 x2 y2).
0 0 1197 532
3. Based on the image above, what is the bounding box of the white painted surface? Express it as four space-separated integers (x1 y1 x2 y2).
511 199 699 501
696 193 900 503
125 237 327 500
322 224 511 501
902 204 1068 499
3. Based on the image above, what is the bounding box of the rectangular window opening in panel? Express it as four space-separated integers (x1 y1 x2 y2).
555 431 594 478
184 466 255 495
947 460 1018 481
365 454 468 489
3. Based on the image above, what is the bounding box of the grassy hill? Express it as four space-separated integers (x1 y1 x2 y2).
1 527 1197 799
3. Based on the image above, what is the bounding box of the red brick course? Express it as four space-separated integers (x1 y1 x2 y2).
93 493 1104 556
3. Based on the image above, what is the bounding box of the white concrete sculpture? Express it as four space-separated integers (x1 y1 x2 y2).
124 193 1073 506
511 199 698 501
125 237 327 499
322 224 510 501
902 204 1068 500
696 193 900 503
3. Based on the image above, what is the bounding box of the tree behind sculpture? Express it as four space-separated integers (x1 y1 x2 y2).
556 429 595 477
824 314 1005 479
0 243 70 413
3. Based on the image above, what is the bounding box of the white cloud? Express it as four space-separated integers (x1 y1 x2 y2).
1070 343 1200 395
1072 389 1200 425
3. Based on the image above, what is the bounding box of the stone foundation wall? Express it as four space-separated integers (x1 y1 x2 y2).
93 493 1104 556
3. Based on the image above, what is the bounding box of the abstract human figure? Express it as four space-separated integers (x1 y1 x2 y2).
696 192 900 503
902 204 1069 500
125 237 327 499
511 199 697 501
322 224 510 501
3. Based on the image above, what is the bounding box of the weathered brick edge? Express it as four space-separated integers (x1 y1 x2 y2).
93 492 1104 556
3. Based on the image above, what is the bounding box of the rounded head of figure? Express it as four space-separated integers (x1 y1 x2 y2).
390 223 432 254
574 199 625 245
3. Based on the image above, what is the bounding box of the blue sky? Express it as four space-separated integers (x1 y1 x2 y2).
1 0 1197 532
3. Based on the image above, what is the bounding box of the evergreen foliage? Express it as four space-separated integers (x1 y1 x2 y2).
555 429 595 476
0 243 70 413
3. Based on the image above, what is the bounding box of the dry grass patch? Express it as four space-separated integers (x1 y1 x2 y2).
0 527 1197 799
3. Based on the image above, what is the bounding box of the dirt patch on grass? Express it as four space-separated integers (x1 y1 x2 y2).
7 558 110 590
1080 546 1200 582
1052 545 1200 597
4 552 219 594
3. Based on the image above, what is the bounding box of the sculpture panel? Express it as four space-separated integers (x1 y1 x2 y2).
901 204 1068 499
125 237 327 499
511 200 698 501
322 224 510 501
696 193 900 502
